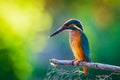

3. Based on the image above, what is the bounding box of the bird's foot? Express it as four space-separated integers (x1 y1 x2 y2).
71 59 77 65
72 59 85 66
76 60 84 66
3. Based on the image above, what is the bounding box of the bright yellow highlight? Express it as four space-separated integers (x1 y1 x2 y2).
0 0 52 52
0 0 52 80
0 0 52 37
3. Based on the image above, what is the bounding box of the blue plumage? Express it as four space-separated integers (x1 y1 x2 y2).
64 19 83 31
80 31 91 62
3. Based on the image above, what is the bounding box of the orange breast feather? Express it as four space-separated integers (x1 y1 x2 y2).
69 30 87 61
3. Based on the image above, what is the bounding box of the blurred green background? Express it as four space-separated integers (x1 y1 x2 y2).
0 0 120 80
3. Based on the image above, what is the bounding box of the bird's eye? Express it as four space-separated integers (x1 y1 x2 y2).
66 24 69 27
64 24 68 28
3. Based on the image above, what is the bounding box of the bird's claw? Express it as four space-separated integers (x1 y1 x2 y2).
72 60 84 66
72 59 77 65
76 61 82 65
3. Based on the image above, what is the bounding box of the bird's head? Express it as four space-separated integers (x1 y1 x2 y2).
50 19 83 37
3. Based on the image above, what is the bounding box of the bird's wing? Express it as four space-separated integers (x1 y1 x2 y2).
80 31 91 62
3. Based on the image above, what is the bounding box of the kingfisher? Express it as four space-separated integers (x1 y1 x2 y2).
50 19 91 74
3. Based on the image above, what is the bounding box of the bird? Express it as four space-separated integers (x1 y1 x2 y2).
49 19 91 75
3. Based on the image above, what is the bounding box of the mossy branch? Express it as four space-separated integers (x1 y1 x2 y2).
50 59 120 72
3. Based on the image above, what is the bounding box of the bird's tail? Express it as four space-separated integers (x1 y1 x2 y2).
82 66 88 75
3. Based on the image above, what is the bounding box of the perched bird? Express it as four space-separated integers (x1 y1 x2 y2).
50 19 91 74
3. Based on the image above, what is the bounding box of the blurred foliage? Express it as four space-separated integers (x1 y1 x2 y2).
0 0 52 80
0 0 120 80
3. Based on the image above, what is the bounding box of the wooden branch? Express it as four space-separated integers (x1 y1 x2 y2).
50 59 120 72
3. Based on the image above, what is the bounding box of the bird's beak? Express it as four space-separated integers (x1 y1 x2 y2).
50 26 65 37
